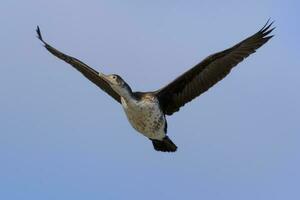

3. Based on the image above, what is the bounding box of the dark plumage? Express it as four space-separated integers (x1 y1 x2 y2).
36 26 121 103
155 21 274 115
151 136 177 152
37 20 274 152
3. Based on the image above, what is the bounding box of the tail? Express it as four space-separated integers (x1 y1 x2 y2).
151 136 177 152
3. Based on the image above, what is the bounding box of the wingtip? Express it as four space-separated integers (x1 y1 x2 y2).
261 18 275 31
36 25 45 44
259 19 275 39
266 18 275 25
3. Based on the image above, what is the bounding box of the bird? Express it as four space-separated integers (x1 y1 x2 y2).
36 20 274 152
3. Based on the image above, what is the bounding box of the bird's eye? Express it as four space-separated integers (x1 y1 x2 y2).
112 76 116 79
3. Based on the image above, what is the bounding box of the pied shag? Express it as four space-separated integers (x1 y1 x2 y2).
36 20 274 152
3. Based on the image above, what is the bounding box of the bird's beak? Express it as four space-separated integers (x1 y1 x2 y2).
99 73 111 84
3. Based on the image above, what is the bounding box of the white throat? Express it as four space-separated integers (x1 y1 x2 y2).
111 85 135 103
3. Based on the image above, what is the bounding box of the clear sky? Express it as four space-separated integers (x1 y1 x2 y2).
1 0 299 199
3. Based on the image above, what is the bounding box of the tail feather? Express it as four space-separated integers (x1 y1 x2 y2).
151 136 177 152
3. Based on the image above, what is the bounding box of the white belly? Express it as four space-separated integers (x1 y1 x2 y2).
121 96 166 140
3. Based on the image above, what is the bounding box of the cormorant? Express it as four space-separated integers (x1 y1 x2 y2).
36 20 274 152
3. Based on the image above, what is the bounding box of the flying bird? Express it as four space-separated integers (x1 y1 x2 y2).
36 20 274 152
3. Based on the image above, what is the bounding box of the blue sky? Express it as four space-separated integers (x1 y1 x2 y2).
1 0 300 199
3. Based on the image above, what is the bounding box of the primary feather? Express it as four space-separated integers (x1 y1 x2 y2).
156 20 274 115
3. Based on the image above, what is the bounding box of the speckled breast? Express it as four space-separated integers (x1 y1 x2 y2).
121 95 166 140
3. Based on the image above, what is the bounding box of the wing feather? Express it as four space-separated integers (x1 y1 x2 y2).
36 26 121 103
156 20 275 115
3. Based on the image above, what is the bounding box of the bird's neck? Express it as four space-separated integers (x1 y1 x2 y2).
119 88 136 103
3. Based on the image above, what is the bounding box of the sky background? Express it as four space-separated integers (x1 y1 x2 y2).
1 0 300 199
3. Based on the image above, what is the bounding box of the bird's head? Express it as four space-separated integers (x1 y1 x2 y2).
99 73 132 98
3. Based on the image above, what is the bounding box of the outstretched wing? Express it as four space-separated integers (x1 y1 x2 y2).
156 20 275 115
36 26 121 103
